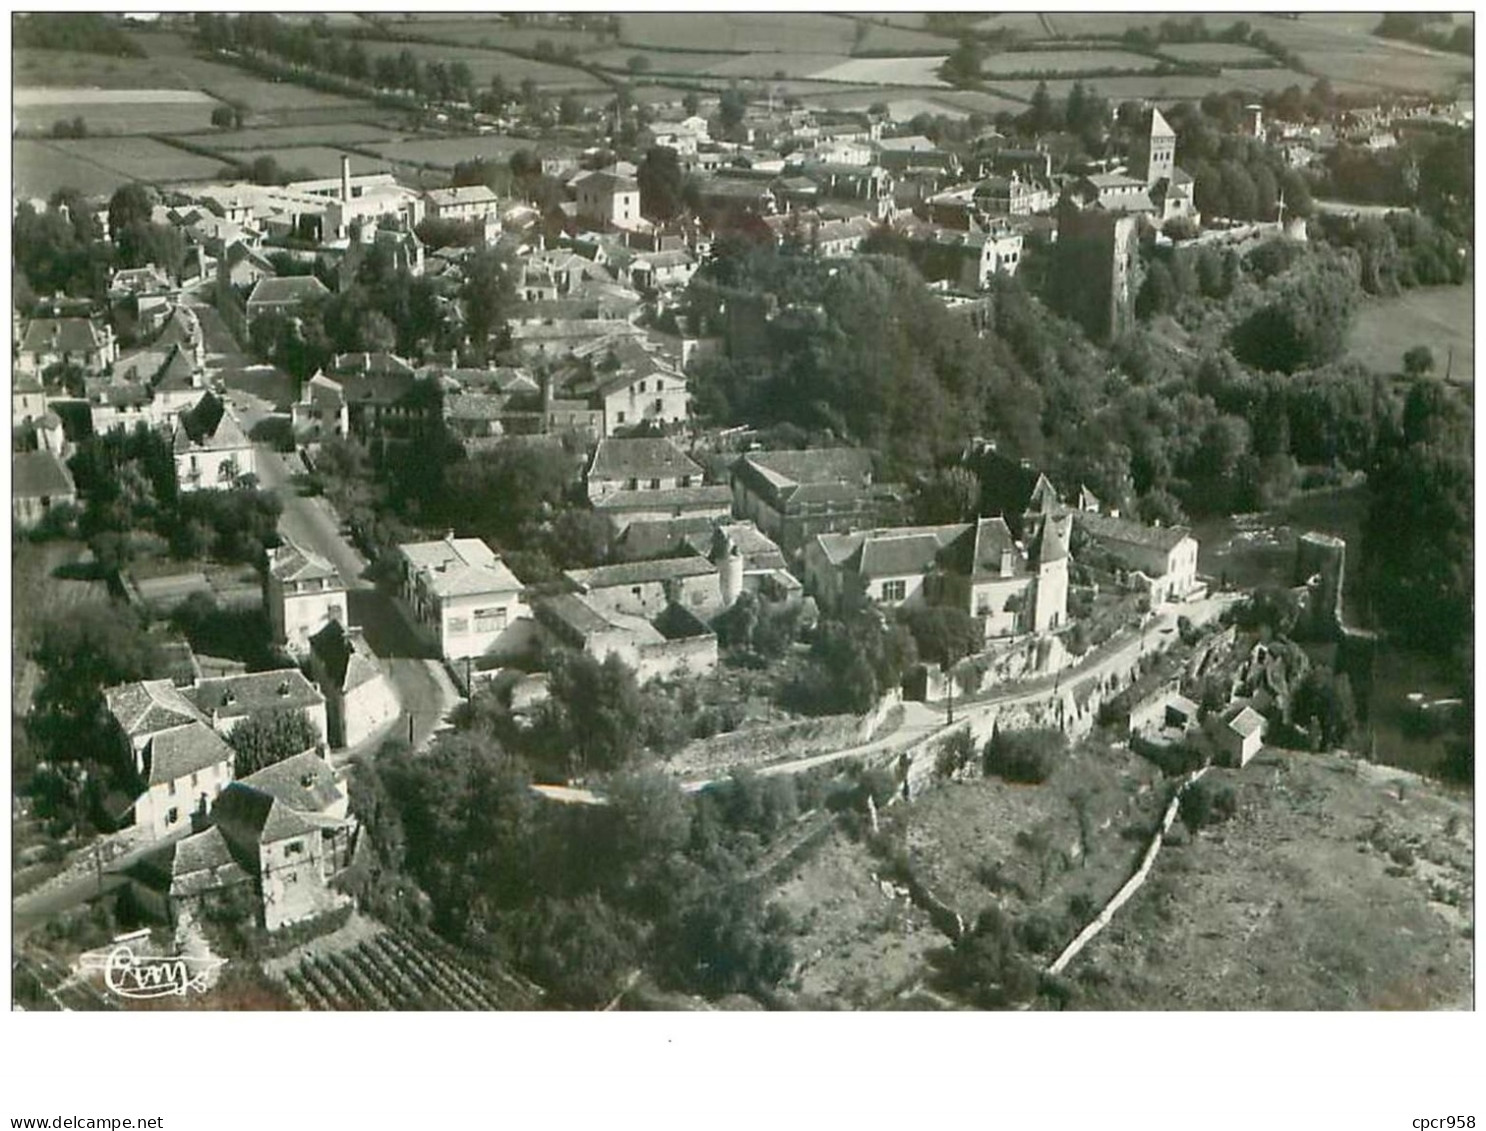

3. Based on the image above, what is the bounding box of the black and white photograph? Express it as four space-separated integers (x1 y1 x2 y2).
5 5 1477 1124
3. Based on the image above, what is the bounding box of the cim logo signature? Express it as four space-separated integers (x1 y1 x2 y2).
80 931 226 1000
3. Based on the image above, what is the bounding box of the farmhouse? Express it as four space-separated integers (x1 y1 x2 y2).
1216 703 1266 767
184 669 329 749
805 524 970 613
173 394 256 492
535 591 718 685
731 447 904 556
575 171 643 230
244 274 330 325
104 679 211 773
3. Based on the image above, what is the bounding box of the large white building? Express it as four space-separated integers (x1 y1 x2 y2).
266 541 347 657
396 535 531 663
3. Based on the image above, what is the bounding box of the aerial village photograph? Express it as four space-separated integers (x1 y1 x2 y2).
7 7 1474 1047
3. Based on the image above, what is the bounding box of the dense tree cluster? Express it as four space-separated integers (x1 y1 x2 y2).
355 723 799 1006
14 12 146 56
227 709 323 777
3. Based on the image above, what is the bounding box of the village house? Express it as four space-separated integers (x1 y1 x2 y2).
683 520 803 602
243 274 331 326
308 621 399 749
575 171 643 230
1073 510 1200 604
291 371 351 441
938 514 1071 639
104 679 211 773
423 183 503 224
266 541 347 657
586 436 704 501
731 447 905 557
1215 702 1266 767
593 484 736 535
11 449 77 530
184 669 329 748
173 394 256 492
16 317 117 376
131 721 236 842
535 591 719 685
904 223 1023 290
396 534 532 664
805 524 970 613
564 555 726 623
193 752 356 932
13 371 47 431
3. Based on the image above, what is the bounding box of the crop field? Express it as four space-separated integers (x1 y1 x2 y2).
619 12 862 55
991 69 1312 104
699 52 852 80
46 136 226 184
978 48 1159 77
1303 49 1471 95
1345 283 1474 383
12 47 208 89
13 88 223 135
971 13 1056 38
587 48 748 74
185 122 406 151
812 56 949 87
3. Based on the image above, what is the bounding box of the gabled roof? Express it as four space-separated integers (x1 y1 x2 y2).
174 395 250 453
184 669 325 720
425 184 500 208
105 679 208 739
12 450 75 498
683 520 787 574
268 541 339 585
736 448 874 497
940 517 1029 580
246 275 329 307
1073 510 1193 554
169 826 250 898
566 555 718 591
20 317 106 355
309 621 384 695
854 527 968 581
591 484 732 512
239 751 343 814
589 437 702 484
152 344 198 393
141 721 235 786
212 782 319 846
1026 511 1072 566
1223 703 1266 738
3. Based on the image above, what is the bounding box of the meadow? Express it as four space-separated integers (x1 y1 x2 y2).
1344 283 1474 382
13 88 223 136
359 134 536 171
13 140 133 200
48 136 227 183
618 12 863 55
191 123 405 151
812 56 949 87
355 40 602 91
235 146 386 179
978 48 1158 77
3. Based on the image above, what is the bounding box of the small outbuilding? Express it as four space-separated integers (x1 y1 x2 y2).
1216 703 1266 767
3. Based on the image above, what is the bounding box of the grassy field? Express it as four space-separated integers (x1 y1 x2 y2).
235 145 383 179
1070 752 1472 1009
14 139 137 198
1157 41 1274 64
979 48 1159 76
406 21 610 55
701 52 852 80
619 11 861 54
991 69 1313 103
1345 283 1474 382
47 137 226 184
355 40 602 91
13 88 223 136
190 122 407 151
360 134 534 170
587 48 749 74
812 56 949 87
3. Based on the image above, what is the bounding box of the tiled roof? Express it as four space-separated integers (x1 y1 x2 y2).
20 317 105 355
399 536 524 599
683 520 787 573
142 721 235 786
1074 510 1192 554
737 448 874 495
212 782 318 847
268 541 338 584
246 275 329 306
12 450 75 498
1026 512 1072 566
444 393 509 421
309 622 384 695
105 679 208 738
592 485 732 512
1224 704 1266 738
169 826 250 897
184 669 325 719
239 751 343 814
567 554 718 591
589 437 703 484
855 525 969 580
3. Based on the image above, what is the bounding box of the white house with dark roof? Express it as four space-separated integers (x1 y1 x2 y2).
565 555 725 622
266 541 347 656
11 450 77 530
805 524 970 613
586 436 704 501
244 274 330 325
1072 510 1198 604
575 171 642 229
184 669 329 748
16 317 117 375
731 447 903 556
1216 702 1266 767
291 371 350 441
201 752 354 932
105 679 210 772
173 394 256 492
132 721 236 841
309 622 398 748
424 183 502 224
396 534 531 663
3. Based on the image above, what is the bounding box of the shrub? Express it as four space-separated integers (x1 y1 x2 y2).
935 728 976 779
1015 909 1066 955
984 727 1068 784
1179 777 1238 833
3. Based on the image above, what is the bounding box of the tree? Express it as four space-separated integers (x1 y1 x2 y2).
460 247 515 361
226 708 322 776
682 90 701 116
718 86 747 133
901 605 981 669
1402 345 1435 377
984 727 1067 784
913 465 979 524
210 103 241 129
107 182 154 239
31 602 162 725
542 651 648 776
637 145 685 221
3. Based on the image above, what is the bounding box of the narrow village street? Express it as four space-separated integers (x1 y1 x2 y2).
191 301 460 754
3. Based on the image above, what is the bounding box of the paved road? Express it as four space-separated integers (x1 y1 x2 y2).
192 300 460 752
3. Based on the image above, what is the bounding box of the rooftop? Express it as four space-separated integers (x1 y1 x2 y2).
246 275 330 306
566 554 718 591
142 721 235 787
1074 510 1193 554
183 669 325 719
399 535 524 598
12 449 75 499
105 678 207 739
589 437 704 484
